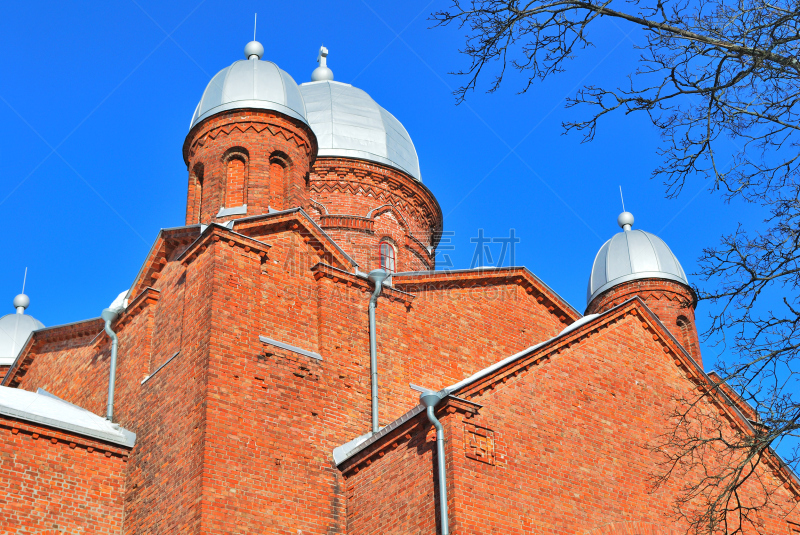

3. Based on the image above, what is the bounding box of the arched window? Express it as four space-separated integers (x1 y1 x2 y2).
379 240 396 273
269 160 286 210
225 156 246 207
269 151 291 210
192 163 204 224
676 315 695 353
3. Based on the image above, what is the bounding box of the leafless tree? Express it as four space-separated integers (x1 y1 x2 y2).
433 1 800 533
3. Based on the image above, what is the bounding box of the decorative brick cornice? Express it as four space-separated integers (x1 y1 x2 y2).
442 297 800 501
179 225 270 267
184 110 317 164
707 371 760 423
320 214 375 232
234 210 356 271
116 287 160 329
455 300 695 400
587 277 696 315
309 158 443 246
311 263 415 308
2 318 106 388
0 416 132 458
392 267 580 325
129 227 200 300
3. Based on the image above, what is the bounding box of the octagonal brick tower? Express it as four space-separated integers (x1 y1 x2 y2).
586 211 702 365
183 41 317 225
299 47 442 273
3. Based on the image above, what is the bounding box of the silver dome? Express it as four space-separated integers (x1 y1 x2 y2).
299 81 421 181
190 59 308 130
587 229 688 304
0 313 44 366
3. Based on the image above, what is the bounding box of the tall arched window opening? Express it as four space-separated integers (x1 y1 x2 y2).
193 164 204 224
269 152 290 211
676 316 695 354
379 240 396 273
225 156 247 208
270 161 285 210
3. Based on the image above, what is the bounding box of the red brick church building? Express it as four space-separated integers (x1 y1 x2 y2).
0 41 798 534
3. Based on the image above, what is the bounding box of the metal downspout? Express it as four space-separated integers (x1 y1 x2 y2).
420 391 449 535
101 307 121 422
367 269 388 433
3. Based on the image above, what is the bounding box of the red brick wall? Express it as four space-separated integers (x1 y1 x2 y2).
448 309 793 533
586 278 702 366
345 417 438 535
5 222 573 535
183 110 316 225
122 242 215 534
0 415 129 534
343 306 799 534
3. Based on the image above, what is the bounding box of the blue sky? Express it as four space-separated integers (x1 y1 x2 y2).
0 1 765 368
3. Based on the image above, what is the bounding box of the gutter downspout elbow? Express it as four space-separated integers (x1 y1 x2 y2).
101 307 121 422
367 269 388 433
420 391 449 535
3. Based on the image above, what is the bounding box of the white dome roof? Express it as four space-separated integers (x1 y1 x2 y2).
299 80 421 181
190 58 308 130
588 228 688 304
0 312 44 366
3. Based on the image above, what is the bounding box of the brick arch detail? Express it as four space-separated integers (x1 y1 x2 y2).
183 111 315 225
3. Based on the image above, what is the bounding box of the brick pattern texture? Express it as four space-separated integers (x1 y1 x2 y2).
587 278 702 365
307 158 442 273
343 303 800 534
0 416 128 534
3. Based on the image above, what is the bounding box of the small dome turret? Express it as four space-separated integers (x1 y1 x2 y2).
587 212 688 305
0 294 44 366
189 41 308 130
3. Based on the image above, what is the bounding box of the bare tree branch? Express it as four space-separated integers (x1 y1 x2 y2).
435 1 800 532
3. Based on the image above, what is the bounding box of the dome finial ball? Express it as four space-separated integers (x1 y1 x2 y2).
13 293 29 313
618 211 634 231
244 40 264 60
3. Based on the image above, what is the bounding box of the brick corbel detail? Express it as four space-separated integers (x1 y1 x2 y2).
129 227 200 299
184 112 317 163
311 263 415 309
2 318 106 388
309 158 443 244
115 287 160 329
339 396 479 477
235 212 355 271
319 214 375 233
392 268 579 325
0 417 132 460
180 227 270 267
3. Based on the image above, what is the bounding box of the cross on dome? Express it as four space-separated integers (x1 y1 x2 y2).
312 45 334 81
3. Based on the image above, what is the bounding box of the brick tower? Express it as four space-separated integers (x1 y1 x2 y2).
585 211 702 364
184 43 442 273
183 41 317 225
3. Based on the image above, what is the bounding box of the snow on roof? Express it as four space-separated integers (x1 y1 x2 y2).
0 386 136 447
